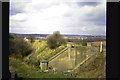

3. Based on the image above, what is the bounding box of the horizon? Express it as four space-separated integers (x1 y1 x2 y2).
10 32 106 36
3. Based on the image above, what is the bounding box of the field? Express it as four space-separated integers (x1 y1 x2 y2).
9 38 106 78
9 40 73 78
9 58 73 78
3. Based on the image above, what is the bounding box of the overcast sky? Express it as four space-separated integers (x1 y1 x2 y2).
9 0 106 35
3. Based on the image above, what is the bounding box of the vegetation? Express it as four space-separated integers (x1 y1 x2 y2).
9 58 73 78
28 35 35 43
37 45 66 60
9 33 106 78
32 40 47 55
46 31 66 49
73 51 106 78
9 34 33 59
81 42 87 46
23 40 66 68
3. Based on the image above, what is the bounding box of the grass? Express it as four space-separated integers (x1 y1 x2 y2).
30 40 66 60
9 40 106 78
73 51 106 78
9 58 74 78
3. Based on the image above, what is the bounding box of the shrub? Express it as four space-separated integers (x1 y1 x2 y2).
46 31 66 49
9 35 33 58
81 42 87 46
27 57 40 68
28 35 35 43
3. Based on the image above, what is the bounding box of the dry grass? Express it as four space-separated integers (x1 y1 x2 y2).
73 51 106 78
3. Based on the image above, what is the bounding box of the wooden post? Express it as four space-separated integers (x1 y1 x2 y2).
74 47 77 66
46 62 49 70
68 47 71 61
100 41 103 53
68 46 72 69
40 62 43 70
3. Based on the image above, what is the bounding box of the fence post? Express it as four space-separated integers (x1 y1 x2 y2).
100 41 103 53
68 47 71 61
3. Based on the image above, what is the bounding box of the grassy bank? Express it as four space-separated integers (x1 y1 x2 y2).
73 51 106 78
9 58 73 78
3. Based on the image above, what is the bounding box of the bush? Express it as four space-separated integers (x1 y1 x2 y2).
9 35 33 58
46 31 66 49
81 42 87 46
28 35 35 43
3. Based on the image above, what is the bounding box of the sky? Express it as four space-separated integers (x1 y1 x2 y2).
9 0 106 35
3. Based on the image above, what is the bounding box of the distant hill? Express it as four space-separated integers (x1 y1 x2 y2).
9 33 48 38
9 33 106 39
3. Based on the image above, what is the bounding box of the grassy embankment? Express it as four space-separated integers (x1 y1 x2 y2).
9 57 74 78
9 40 73 78
9 40 106 78
73 51 106 78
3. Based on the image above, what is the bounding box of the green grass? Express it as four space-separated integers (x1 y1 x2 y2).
30 40 66 60
9 40 106 78
9 58 73 78
18 71 71 78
